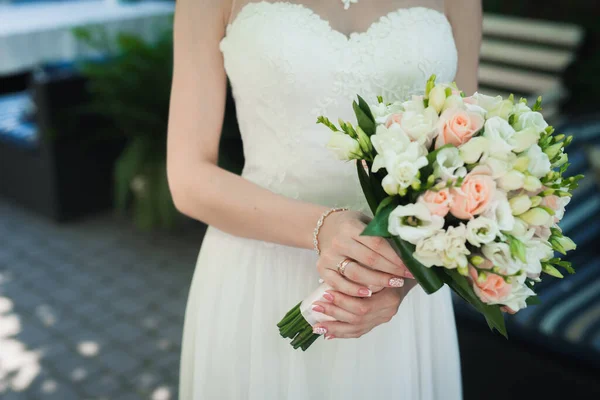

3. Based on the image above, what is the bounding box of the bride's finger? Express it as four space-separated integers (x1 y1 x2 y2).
341 260 405 289
355 235 405 269
322 269 373 298
347 240 413 279
312 301 364 324
313 321 368 339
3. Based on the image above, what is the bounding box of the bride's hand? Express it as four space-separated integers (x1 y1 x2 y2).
316 210 413 298
311 282 417 339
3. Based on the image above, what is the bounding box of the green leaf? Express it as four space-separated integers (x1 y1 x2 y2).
356 161 379 214
444 269 507 338
361 200 397 237
390 237 445 294
356 95 376 123
375 196 398 215
526 296 542 306
352 99 376 136
369 168 389 204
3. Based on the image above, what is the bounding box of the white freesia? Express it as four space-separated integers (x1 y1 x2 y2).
508 217 529 238
514 111 548 133
370 101 403 124
429 85 447 113
459 136 490 164
509 194 532 216
482 242 523 275
466 217 499 247
326 132 361 160
371 124 411 158
523 237 553 277
388 203 444 245
520 207 553 226
482 191 515 232
497 170 526 191
383 148 429 192
526 144 551 178
434 147 467 181
510 127 540 153
483 116 516 154
523 175 543 192
400 106 439 147
414 225 470 269
485 152 517 179
502 283 536 312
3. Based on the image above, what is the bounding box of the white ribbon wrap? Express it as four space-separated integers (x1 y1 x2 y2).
299 282 337 326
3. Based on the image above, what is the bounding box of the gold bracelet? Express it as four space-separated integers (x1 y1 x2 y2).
313 207 348 255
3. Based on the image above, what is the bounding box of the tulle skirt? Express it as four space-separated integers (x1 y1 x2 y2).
179 226 462 399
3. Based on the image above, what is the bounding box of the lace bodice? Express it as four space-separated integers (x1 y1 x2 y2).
219 1 457 212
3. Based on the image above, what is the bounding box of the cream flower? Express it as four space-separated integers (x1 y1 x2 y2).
466 217 499 247
388 203 444 245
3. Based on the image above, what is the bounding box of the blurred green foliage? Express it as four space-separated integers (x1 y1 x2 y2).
73 25 179 231
484 0 600 115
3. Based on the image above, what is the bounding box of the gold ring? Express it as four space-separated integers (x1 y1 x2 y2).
337 258 352 276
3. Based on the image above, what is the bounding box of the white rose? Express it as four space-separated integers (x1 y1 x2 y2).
466 217 499 247
502 283 535 312
434 147 467 181
514 111 548 133
388 203 444 245
483 116 516 154
400 106 439 147
482 242 523 275
512 102 532 119
326 132 361 160
485 152 517 179
482 191 515 232
469 92 503 111
414 225 470 270
464 102 488 117
402 95 426 113
487 99 514 120
442 94 465 112
497 170 526 191
510 127 540 153
526 144 551 178
459 136 490 164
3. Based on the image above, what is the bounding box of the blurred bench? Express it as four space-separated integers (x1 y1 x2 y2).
479 14 585 122
0 63 124 221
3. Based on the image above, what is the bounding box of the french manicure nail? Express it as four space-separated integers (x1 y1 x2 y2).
312 304 325 313
325 334 335 340
358 288 372 297
389 277 405 287
313 326 327 335
322 292 334 302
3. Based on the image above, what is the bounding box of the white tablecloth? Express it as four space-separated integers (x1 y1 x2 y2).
0 1 175 75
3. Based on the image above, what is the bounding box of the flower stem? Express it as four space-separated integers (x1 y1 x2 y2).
278 302 320 351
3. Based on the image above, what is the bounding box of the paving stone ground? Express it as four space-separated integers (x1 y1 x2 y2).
0 199 206 399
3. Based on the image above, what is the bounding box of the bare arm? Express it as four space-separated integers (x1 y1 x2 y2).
446 0 482 95
167 0 328 249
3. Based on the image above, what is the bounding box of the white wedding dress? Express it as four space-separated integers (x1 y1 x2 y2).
180 1 462 399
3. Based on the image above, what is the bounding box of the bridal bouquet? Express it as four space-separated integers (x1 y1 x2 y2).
277 75 581 351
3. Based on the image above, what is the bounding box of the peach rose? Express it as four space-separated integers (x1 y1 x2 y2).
450 166 496 220
469 266 512 304
418 189 452 217
385 113 403 128
435 107 485 149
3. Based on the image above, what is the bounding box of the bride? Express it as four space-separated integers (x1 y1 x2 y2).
168 0 481 398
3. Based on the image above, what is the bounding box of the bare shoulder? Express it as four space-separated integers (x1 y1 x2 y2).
444 0 482 25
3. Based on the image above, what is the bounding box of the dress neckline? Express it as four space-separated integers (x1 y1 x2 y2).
223 2 449 43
